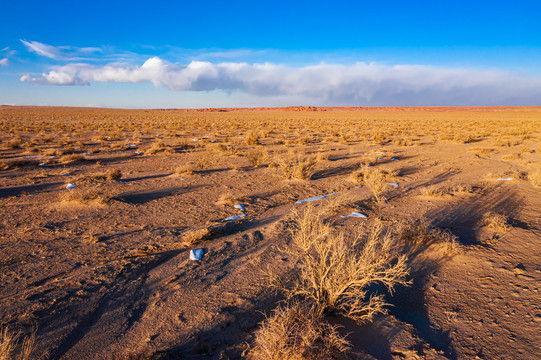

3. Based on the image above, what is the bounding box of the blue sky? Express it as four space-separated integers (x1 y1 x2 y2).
1 0 540 108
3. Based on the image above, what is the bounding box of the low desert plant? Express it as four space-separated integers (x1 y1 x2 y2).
59 154 85 163
105 169 122 181
420 185 446 198
0 327 37 360
350 167 392 203
182 228 211 247
273 208 409 323
175 164 195 176
61 188 115 205
2 137 22 149
245 148 269 167
275 154 318 180
250 302 351 360
244 130 261 145
481 212 509 233
144 141 174 155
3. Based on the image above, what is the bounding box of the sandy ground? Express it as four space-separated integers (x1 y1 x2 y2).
0 106 540 359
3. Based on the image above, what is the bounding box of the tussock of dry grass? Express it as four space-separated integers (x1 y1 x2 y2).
420 185 446 197
250 302 351 360
481 212 509 233
0 327 37 360
245 148 269 167
175 164 195 176
275 153 318 180
144 141 174 155
244 130 261 145
61 188 116 205
182 228 212 247
59 154 85 163
398 219 459 255
350 167 396 203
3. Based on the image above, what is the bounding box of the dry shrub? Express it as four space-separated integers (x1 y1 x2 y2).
59 154 85 163
276 208 409 323
0 327 37 360
105 169 122 181
315 152 329 162
0 159 38 170
419 185 446 198
215 192 240 206
61 188 115 205
250 302 351 360
449 184 474 196
392 136 413 146
182 228 211 247
398 219 459 255
481 212 509 233
245 148 269 167
350 167 392 203
244 130 261 145
194 151 215 171
275 154 318 180
42 148 63 157
175 164 195 176
144 141 174 155
528 167 541 187
2 137 22 149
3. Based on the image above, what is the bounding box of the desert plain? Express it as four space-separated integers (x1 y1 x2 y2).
0 106 540 359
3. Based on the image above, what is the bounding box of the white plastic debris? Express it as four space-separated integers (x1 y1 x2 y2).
387 182 399 188
61 173 71 176
66 183 76 190
24 155 40 158
234 204 246 211
190 249 204 261
341 212 368 218
38 163 47 166
192 138 198 142
497 177 513 181
135 151 143 155
375 151 386 154
225 214 247 221
377 158 383 161
391 158 400 161
295 193 339 204
450 172 458 175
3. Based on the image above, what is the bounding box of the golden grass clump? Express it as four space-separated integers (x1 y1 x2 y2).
144 141 174 155
245 148 269 167
182 228 212 247
275 153 318 180
59 154 85 163
249 302 351 360
481 212 509 233
105 169 122 181
175 164 195 176
61 188 116 205
350 167 394 203
419 185 446 198
244 130 261 145
273 207 409 323
0 327 37 360
2 137 22 149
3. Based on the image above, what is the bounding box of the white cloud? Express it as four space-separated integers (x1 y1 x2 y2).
20 57 541 106
0 58 8 66
21 40 102 61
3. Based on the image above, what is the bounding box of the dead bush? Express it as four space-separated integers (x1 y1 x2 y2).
273 207 409 323
105 169 122 181
350 167 393 203
59 154 85 163
245 148 269 167
182 228 211 247
144 141 174 155
275 154 318 180
175 164 195 176
250 302 351 360
61 188 115 205
419 185 446 198
244 130 261 145
0 327 38 360
2 137 22 149
481 212 509 233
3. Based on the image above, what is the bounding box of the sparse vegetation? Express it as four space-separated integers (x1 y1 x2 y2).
481 212 509 233
275 153 318 180
250 302 351 360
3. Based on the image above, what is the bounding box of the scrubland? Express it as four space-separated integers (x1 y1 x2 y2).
0 106 540 359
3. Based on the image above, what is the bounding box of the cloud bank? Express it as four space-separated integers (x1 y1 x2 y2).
20 56 541 106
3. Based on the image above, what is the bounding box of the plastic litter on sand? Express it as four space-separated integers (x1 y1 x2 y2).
341 212 368 218
189 249 204 261
225 214 247 221
66 183 76 190
387 182 399 188
234 204 246 211
497 178 513 181
295 193 339 204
